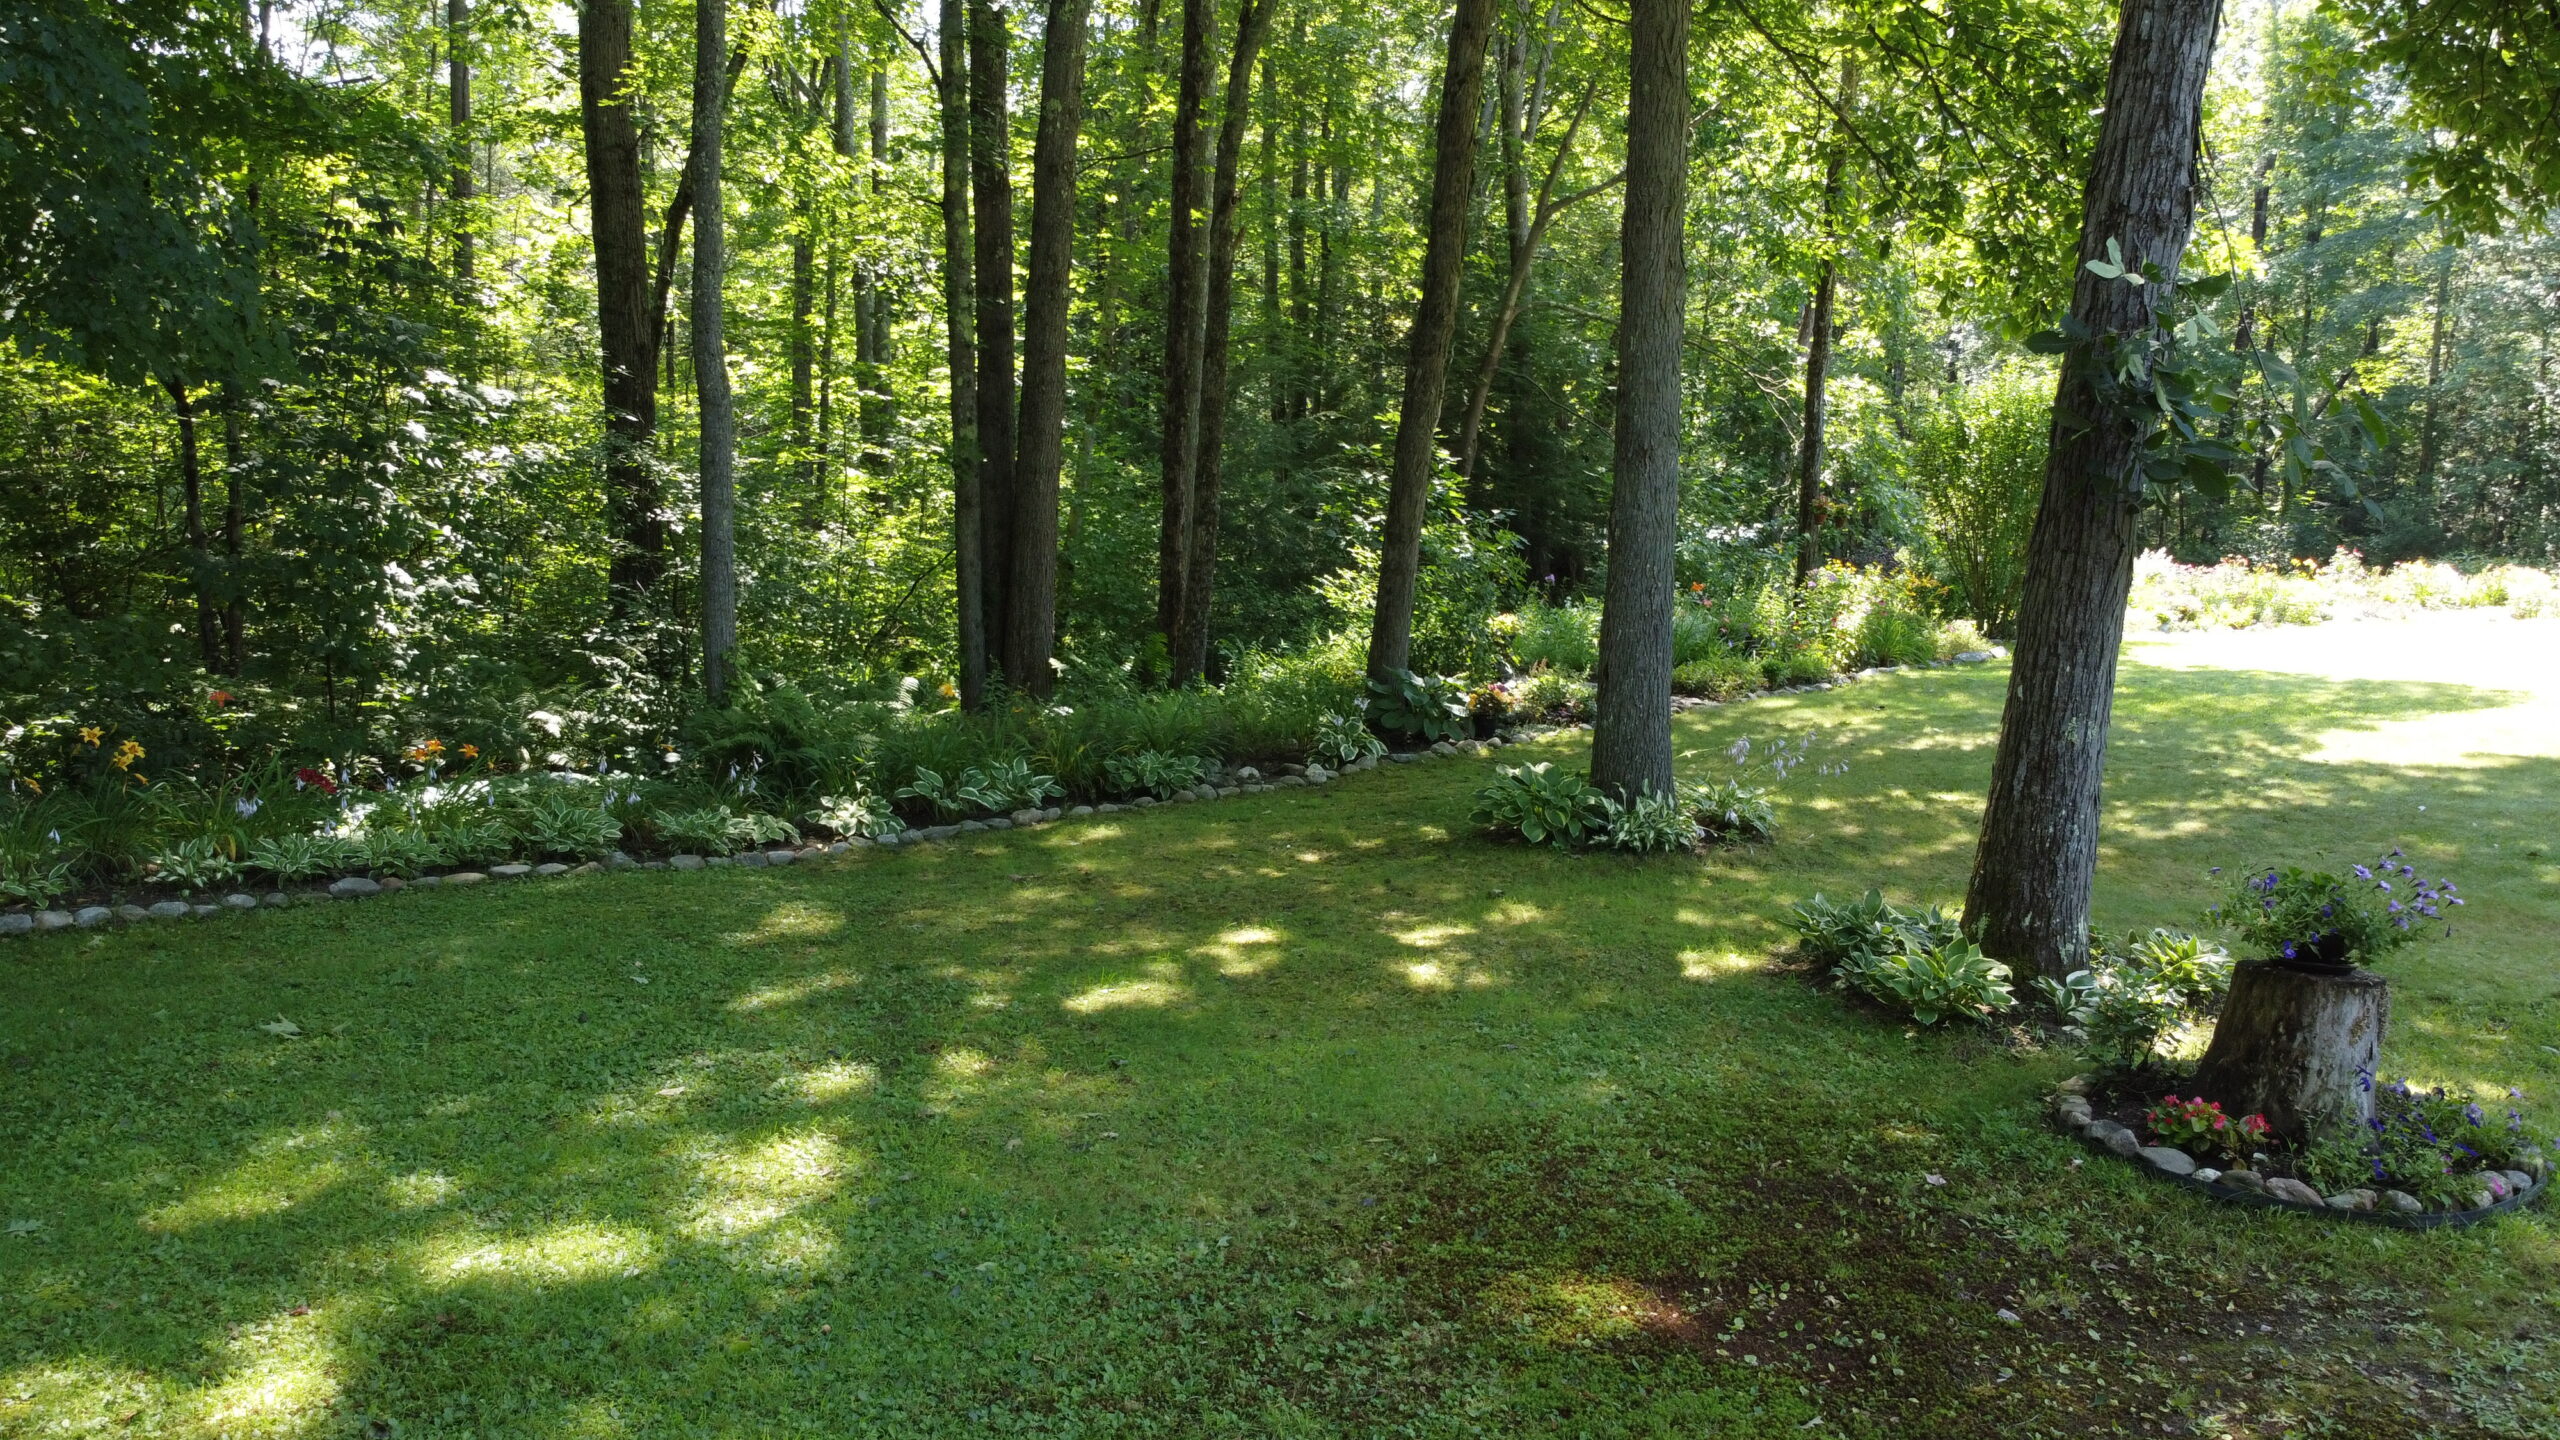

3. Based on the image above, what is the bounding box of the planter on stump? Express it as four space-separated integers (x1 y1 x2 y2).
2192 959 2389 1140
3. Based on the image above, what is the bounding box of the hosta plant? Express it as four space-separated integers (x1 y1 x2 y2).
1688 778 1775 845
0 855 73 907
652 806 748 855
1104 751 1209 801
1364 669 1471 744
1598 790 1703 854
809 791 906 838
359 828 447 878
1855 939 2014 1026
1471 763 1608 849
150 837 244 894
505 789 622 860
250 833 361 883
1312 712 1386 769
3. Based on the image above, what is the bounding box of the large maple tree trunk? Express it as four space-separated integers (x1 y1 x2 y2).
1587 0 1687 802
1003 0 1094 697
1363 0 1496 681
971 0 1018 651
578 0 665 615
939 0 988 707
1963 0 2222 981
1174 0 1277 685
449 0 473 284
692 0 736 703
1155 0 1216 669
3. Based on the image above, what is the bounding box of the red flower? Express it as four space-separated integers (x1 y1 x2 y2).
209 690 233 707
295 767 339 796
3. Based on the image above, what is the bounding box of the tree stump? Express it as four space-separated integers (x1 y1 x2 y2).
2192 961 2389 1141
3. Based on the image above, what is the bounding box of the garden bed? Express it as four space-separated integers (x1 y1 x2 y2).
2049 1079 2550 1228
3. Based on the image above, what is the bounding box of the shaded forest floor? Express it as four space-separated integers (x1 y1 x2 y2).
6 617 2560 1438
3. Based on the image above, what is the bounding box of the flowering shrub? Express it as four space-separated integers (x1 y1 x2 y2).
2211 850 2459 966
2144 1095 2270 1161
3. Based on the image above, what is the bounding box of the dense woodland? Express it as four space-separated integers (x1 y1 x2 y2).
5 0 2559 967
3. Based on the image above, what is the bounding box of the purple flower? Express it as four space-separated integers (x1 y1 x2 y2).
2354 865 2372 879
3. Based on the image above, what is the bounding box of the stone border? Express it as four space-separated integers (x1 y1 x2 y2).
0 742 1509 938
2 652 2011 941
2049 1085 2549 1228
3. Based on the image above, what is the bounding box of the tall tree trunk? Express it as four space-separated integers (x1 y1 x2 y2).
1285 46 1311 422
164 378 223 674
792 230 817 493
1455 85 1606 487
218 383 246 673
579 0 665 614
449 0 473 283
2415 243 2454 492
1004 0 1094 697
1587 0 1687 803
940 0 989 707
693 0 737 703
1155 0 1217 666
1364 0 1497 681
971 0 1019 656
862 64 896 460
1963 0 2223 981
1175 0 1276 684
1793 57 1856 584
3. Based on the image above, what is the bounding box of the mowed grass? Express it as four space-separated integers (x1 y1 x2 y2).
6 640 2560 1438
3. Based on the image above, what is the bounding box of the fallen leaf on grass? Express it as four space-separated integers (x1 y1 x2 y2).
259 1017 302 1038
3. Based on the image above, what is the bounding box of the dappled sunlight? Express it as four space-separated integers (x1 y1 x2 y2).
1062 960 1193 1014
1391 921 1475 950
419 1221 657 1287
0 1358 160 1435
773 1058 880 1104
727 968 861 1013
1483 1270 1670 1347
146 1123 360 1232
1196 925 1285 976
384 1171 457 1209
184 1306 343 1437
1483 900 1549 926
1680 948 1761 980
678 1127 852 1272
728 900 848 946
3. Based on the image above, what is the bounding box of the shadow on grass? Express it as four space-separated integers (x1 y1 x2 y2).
3 661 2556 1436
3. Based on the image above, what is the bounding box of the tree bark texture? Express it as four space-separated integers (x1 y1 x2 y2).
449 0 473 283
939 0 988 708
862 64 895 457
970 0 1018 650
1793 58 1856 584
1963 0 2222 981
1364 0 1497 681
1587 0 1687 803
2192 961 2387 1141
1155 0 1217 662
578 0 665 613
693 0 737 704
1003 0 1093 697
1172 0 1275 685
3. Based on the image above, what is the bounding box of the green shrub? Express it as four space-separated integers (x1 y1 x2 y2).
1507 667 1594 720
1364 670 1471 745
1670 654 1761 700
1507 601 1600 676
1471 763 1608 849
1914 367 2050 638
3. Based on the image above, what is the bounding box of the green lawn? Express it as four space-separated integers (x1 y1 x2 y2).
6 643 2559 1438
